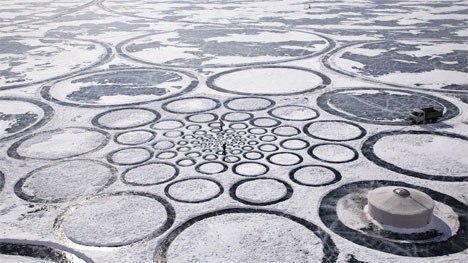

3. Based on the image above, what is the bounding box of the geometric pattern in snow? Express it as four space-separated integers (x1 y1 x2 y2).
0 37 109 90
41 68 198 107
119 29 330 68
54 192 175 247
0 97 54 143
362 130 468 182
7 127 110 160
207 66 330 96
328 40 468 91
317 88 459 125
14 159 117 203
155 208 339 262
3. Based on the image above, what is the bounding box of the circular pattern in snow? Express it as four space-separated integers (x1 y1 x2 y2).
155 208 338 262
280 138 310 150
363 131 468 182
327 40 468 91
41 68 198 107
224 97 275 112
152 140 175 150
208 66 330 96
107 147 153 166
151 119 184 130
0 37 109 90
289 165 341 187
0 239 94 263
304 120 366 142
271 125 301 137
257 144 279 152
163 97 221 114
249 117 281 128
114 129 156 145
7 127 110 160
122 162 178 186
92 107 160 130
221 112 254 122
267 152 303 166
195 161 228 175
176 158 196 167
55 192 175 247
165 178 223 203
317 88 459 125
243 151 264 160
0 97 53 143
156 151 178 160
119 28 329 68
230 178 293 206
233 162 269 177
308 143 358 164
268 105 319 121
14 160 117 203
319 180 468 257
186 113 218 123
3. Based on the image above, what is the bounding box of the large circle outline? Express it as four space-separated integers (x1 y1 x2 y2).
40 67 199 108
232 161 269 177
319 180 468 257
224 97 276 112
307 143 359 164
54 191 176 248
316 88 460 125
289 165 342 187
7 127 111 161
207 66 331 96
107 146 153 166
14 159 118 203
303 120 367 142
0 97 54 143
92 107 161 130
121 161 179 186
0 37 112 91
362 130 468 182
162 96 221 114
154 208 339 262
267 105 320 121
118 30 332 69
230 177 294 206
164 177 224 204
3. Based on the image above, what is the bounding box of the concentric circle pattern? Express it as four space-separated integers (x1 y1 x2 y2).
2 2 467 262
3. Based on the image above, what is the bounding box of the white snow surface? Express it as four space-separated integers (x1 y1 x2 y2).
0 1 467 263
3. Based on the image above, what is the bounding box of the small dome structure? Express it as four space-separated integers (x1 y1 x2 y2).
367 186 435 228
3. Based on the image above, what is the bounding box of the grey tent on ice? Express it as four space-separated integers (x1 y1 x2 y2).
367 186 435 228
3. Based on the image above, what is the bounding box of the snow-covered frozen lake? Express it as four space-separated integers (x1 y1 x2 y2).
0 0 467 262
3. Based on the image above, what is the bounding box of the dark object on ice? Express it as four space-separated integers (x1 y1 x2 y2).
222 143 227 155
219 120 224 131
409 107 442 124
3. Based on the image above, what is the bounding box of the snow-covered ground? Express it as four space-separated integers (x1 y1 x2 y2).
0 0 467 262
